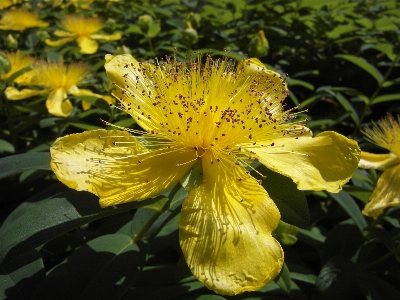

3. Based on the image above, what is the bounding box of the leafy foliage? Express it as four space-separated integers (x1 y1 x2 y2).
1 0 400 299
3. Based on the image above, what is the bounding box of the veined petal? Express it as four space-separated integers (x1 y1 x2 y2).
5 86 48 100
46 88 73 117
53 30 75 37
104 54 151 131
77 36 98 54
90 33 122 41
45 37 75 46
179 152 283 295
363 164 400 217
50 130 197 207
359 151 400 170
247 131 360 193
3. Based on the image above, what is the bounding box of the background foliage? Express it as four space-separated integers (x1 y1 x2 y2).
1 0 400 299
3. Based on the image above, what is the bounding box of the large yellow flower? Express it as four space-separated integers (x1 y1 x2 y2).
50 55 360 295
45 15 122 54
5 61 114 117
359 114 400 217
0 9 49 31
0 50 35 83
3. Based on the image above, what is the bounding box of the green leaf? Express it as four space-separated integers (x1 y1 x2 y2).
255 165 310 228
335 54 384 84
371 93 400 105
32 235 148 300
274 262 291 293
0 152 51 179
330 191 367 232
180 159 203 192
321 223 363 263
0 139 15 154
0 249 45 300
0 184 166 266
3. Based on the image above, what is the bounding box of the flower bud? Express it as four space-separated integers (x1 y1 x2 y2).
187 12 201 28
272 220 299 246
5 34 18 50
248 30 269 58
0 52 11 77
181 22 198 47
138 14 153 32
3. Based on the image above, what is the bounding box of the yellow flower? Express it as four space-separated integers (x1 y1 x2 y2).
0 0 21 10
50 55 360 295
359 114 400 217
5 61 114 117
45 15 122 54
0 9 49 31
0 50 35 83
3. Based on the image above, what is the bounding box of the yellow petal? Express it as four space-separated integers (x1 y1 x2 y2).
53 30 74 37
46 88 73 117
362 164 400 217
104 54 151 131
77 36 98 54
179 152 283 295
247 131 360 193
50 130 197 207
5 86 48 100
45 37 75 46
90 33 122 41
359 151 400 170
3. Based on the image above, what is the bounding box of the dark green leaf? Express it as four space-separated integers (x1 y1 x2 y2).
32 235 148 300
330 191 367 232
274 263 291 293
0 152 51 179
335 54 384 84
0 185 167 266
255 165 310 228
0 249 45 300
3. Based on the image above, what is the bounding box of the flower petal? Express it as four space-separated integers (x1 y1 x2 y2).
104 54 151 131
77 36 98 54
363 164 400 217
247 131 360 192
5 86 48 100
359 151 400 170
50 130 197 207
53 30 74 37
46 88 73 117
90 33 122 41
179 152 283 295
45 37 75 46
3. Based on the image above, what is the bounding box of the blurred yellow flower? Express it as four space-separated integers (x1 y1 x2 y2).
5 61 114 117
0 50 35 83
45 15 122 54
0 9 49 31
359 114 400 217
50 55 360 295
0 0 21 9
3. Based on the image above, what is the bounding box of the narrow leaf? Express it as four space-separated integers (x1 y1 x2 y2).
0 153 51 179
335 54 383 84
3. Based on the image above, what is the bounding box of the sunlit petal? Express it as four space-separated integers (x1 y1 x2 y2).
5 86 48 100
362 164 400 217
247 131 360 192
46 88 73 117
53 30 75 37
76 36 98 54
359 151 400 170
45 37 75 47
50 130 197 207
90 33 122 41
179 152 283 295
